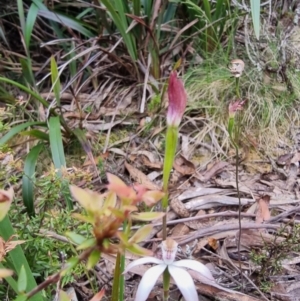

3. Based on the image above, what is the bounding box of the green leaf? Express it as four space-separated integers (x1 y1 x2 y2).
126 244 152 256
20 129 49 141
49 116 66 169
17 266 27 293
13 295 28 301
131 212 165 221
65 232 86 245
111 252 121 301
87 249 101 270
17 0 26 37
0 217 44 301
37 9 94 37
50 56 61 107
61 257 79 276
59 290 71 301
0 77 49 107
22 144 44 216
77 238 96 250
129 225 152 243
25 2 39 50
20 58 35 86
0 263 18 293
0 121 46 146
250 0 260 40
98 0 137 60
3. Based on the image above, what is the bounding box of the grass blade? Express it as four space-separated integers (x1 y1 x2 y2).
0 263 18 294
17 0 25 37
49 116 66 169
0 121 46 146
250 0 260 40
0 77 49 107
0 216 44 301
48 117 73 210
99 0 137 60
25 2 39 50
22 143 44 217
20 129 49 141
20 58 35 87
50 56 61 107
34 3 94 37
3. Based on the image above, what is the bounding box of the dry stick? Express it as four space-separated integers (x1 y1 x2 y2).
177 222 280 245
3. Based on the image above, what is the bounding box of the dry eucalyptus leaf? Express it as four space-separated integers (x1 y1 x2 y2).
173 155 195 175
170 197 190 218
124 161 160 190
256 195 271 224
171 224 189 237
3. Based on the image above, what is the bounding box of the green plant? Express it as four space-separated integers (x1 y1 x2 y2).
183 0 234 55
0 187 45 301
250 224 300 291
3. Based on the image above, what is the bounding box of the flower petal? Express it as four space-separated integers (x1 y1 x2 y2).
168 265 199 301
134 264 166 301
172 259 214 281
161 238 178 264
123 257 163 274
167 71 187 127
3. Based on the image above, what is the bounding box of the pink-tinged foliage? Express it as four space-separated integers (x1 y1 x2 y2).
229 99 247 118
167 71 187 127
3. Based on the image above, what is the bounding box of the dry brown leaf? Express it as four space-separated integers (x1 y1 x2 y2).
196 161 229 182
141 156 163 170
207 237 219 251
171 224 189 237
184 195 254 211
184 210 213 230
124 161 160 190
170 197 190 218
173 155 195 175
0 235 25 262
239 229 284 249
256 195 271 224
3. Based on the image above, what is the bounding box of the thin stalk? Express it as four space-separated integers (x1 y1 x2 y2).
235 77 240 98
119 222 126 301
162 126 178 300
163 269 171 301
162 126 178 240
233 76 243 289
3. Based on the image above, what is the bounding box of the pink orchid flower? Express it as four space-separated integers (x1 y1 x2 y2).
167 71 187 127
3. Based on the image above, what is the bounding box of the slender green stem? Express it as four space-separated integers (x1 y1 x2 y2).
235 77 240 98
119 222 126 301
161 125 179 300
162 126 178 240
163 269 171 301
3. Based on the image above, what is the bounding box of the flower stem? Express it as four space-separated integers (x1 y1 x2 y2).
235 77 240 98
163 269 171 301
162 126 178 240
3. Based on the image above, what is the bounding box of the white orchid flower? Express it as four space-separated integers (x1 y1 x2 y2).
124 238 215 301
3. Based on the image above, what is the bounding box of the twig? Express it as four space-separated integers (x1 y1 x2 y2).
177 222 280 245
26 247 95 299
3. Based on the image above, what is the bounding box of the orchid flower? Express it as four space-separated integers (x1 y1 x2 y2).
228 59 245 78
124 238 214 301
167 71 187 128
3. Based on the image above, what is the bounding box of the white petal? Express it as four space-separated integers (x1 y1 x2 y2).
134 264 166 301
168 265 199 301
123 257 163 274
172 260 214 281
